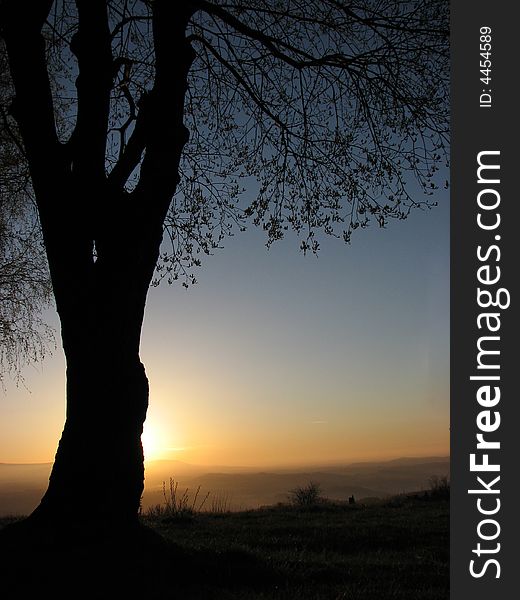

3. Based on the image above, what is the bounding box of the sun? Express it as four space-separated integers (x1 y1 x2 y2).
140 415 185 461
141 423 163 461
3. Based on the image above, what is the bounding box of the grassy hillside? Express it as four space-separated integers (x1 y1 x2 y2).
0 494 448 599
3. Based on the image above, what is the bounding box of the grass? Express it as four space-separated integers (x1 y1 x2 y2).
144 477 234 519
146 496 448 599
0 494 448 599
144 477 210 520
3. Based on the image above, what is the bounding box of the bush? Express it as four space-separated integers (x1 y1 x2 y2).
288 481 324 506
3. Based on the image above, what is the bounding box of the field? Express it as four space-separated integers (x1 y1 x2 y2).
0 494 448 600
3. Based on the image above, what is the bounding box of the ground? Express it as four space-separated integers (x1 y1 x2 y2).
0 496 448 599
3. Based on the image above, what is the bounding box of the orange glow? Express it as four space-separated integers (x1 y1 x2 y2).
141 424 161 461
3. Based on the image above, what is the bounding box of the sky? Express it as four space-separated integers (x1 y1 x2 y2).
0 186 449 468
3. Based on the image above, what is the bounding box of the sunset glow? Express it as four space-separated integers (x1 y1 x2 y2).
141 424 162 461
0 201 449 469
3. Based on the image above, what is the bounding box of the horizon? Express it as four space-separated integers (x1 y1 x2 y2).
0 453 450 470
0 453 450 517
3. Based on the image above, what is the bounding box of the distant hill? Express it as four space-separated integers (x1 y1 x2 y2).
0 463 52 516
0 457 449 515
141 456 449 511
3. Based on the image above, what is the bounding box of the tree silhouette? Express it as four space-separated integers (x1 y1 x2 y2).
0 43 54 384
0 0 448 537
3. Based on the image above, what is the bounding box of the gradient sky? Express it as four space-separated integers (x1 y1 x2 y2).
0 185 449 467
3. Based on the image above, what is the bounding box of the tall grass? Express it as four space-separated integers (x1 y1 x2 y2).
145 477 210 519
143 478 236 519
209 491 233 513
428 475 450 499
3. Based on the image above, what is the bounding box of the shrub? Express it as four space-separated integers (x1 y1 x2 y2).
288 481 324 506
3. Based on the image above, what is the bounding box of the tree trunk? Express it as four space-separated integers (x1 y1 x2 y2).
31 232 157 532
1 0 197 541
35 344 149 526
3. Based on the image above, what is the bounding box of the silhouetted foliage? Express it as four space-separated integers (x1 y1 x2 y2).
0 0 449 530
151 477 210 520
3 0 449 284
0 42 54 384
289 481 324 506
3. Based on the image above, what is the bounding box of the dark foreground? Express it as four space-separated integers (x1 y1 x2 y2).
0 497 448 600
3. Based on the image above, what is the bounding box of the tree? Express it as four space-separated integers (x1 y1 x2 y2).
0 42 54 385
0 0 449 538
